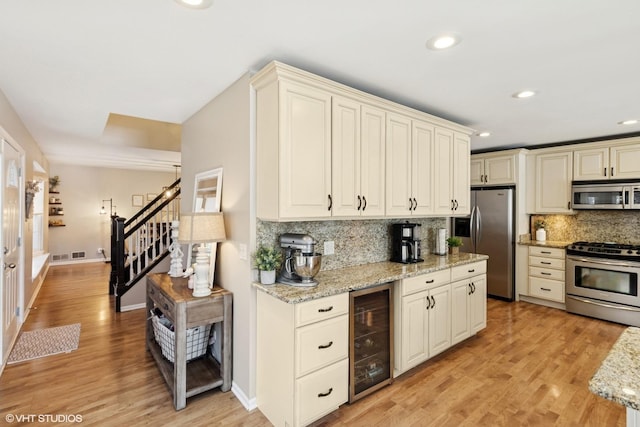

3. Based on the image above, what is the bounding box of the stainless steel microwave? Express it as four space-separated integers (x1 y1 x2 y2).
572 182 640 209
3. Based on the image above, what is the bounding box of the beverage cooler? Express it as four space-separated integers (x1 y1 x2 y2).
349 283 394 402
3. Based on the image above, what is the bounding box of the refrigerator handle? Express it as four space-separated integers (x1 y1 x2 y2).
476 206 482 249
469 205 477 252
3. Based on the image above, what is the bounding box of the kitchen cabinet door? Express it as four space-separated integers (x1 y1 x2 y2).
359 105 386 217
484 155 515 185
610 143 640 179
400 290 429 371
428 284 451 357
470 158 484 186
535 151 573 213
450 279 471 345
452 133 470 215
573 147 608 180
332 96 361 217
411 120 435 215
469 275 487 334
279 81 332 218
433 128 454 215
385 113 413 216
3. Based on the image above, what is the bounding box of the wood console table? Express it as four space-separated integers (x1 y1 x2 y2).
146 273 232 410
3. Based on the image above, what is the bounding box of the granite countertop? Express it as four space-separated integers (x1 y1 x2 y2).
518 239 572 249
589 327 640 410
253 253 489 304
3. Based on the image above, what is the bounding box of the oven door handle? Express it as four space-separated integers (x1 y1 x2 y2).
567 295 640 312
566 255 639 268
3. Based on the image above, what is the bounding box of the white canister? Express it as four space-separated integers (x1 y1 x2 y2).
535 228 547 242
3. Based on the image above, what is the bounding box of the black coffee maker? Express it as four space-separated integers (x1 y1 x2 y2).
391 222 423 263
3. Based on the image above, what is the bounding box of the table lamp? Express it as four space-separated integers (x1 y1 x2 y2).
179 212 226 297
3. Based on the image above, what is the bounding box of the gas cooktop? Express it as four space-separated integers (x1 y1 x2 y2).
568 241 640 259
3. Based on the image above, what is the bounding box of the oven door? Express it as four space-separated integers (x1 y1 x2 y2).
566 254 640 307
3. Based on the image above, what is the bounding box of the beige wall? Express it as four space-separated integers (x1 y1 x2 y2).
181 73 255 403
47 163 176 263
0 88 49 321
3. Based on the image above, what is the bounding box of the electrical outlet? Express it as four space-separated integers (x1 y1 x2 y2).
239 243 248 260
324 241 335 255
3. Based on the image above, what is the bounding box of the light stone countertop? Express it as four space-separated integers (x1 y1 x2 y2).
518 239 572 249
589 327 640 410
253 253 489 304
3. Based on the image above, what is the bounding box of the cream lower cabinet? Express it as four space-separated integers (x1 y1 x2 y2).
528 246 566 303
451 261 487 345
257 292 349 427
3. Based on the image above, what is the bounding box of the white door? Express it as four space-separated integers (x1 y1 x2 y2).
2 136 23 362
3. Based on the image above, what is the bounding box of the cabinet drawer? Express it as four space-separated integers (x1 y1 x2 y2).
529 246 565 259
529 256 565 270
296 359 348 427
295 293 349 327
295 314 348 378
450 261 487 282
401 269 450 296
148 285 175 320
529 276 564 302
529 266 565 281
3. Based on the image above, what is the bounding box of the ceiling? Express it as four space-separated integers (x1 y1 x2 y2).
1 0 639 171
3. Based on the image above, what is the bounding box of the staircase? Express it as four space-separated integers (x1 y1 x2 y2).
109 179 181 312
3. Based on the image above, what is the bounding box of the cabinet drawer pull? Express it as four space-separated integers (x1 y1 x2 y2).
362 196 367 211
163 303 169 310
425 279 435 284
540 287 551 292
318 306 333 313
318 388 333 398
150 288 155 295
318 341 333 349
540 261 552 265
413 198 417 211
541 272 552 276
468 269 475 273
471 282 476 293
328 194 333 211
357 195 362 210
468 283 472 295
430 295 435 308
540 251 551 254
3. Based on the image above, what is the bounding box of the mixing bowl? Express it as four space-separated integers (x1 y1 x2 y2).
293 253 322 282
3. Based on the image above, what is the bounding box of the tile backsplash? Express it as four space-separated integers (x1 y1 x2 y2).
257 218 448 271
533 211 640 244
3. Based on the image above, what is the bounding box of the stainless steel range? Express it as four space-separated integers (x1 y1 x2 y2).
566 241 640 327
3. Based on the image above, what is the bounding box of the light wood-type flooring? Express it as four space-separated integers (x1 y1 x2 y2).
0 262 627 426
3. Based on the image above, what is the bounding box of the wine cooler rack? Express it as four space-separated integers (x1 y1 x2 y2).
349 282 393 402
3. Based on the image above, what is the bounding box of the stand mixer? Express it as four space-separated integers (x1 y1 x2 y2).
279 233 322 287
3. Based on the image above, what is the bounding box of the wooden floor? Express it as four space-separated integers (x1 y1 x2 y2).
0 263 627 426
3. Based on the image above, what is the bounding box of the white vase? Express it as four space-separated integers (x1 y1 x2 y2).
536 228 547 242
260 270 276 285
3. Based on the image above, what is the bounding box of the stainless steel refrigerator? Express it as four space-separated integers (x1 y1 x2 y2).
452 187 515 300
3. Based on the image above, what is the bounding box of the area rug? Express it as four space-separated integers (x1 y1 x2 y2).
7 323 80 364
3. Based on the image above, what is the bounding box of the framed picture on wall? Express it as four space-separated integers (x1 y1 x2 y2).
132 194 144 207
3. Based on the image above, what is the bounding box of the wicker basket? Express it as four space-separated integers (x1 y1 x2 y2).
151 315 211 363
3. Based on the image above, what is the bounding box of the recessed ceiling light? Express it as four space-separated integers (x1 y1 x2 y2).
174 0 213 9
512 90 537 99
618 119 638 125
477 132 491 138
426 34 461 50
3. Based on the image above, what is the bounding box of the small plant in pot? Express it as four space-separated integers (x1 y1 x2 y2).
534 219 547 242
253 245 282 285
446 237 463 255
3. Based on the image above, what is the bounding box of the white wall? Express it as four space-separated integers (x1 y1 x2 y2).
181 73 255 405
47 163 176 262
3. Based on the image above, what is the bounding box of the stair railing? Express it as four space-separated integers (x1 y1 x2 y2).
110 179 181 312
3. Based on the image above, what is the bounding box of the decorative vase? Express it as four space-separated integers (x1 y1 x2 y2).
260 270 276 285
536 228 547 242
449 247 459 256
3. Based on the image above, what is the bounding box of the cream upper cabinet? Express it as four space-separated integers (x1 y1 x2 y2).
385 114 434 216
332 98 386 217
535 151 573 213
573 142 640 181
434 129 470 215
255 79 332 220
471 154 516 185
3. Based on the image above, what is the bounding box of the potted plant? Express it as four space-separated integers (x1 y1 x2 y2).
534 219 547 242
446 236 463 255
253 245 282 285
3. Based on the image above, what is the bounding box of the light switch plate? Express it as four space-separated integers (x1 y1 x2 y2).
324 241 335 255
239 243 248 260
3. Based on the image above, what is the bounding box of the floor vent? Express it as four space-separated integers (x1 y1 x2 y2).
71 251 86 259
52 253 69 261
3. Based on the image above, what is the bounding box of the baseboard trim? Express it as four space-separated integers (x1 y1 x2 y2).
120 303 146 312
232 382 257 411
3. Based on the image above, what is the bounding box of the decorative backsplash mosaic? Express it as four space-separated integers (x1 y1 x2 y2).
532 211 640 244
257 218 448 271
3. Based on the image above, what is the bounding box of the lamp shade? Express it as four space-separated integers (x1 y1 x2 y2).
178 212 226 244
